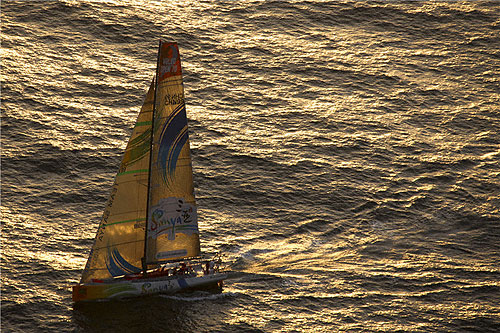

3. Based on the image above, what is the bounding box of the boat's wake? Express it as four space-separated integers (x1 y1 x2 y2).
159 291 239 302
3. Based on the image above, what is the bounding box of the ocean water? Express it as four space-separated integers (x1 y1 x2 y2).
1 0 499 331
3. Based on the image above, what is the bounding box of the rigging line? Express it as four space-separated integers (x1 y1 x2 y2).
142 40 162 275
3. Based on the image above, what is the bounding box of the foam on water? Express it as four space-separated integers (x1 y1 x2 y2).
160 291 239 302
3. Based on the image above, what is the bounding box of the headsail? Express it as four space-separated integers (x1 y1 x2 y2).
80 81 154 283
80 42 200 283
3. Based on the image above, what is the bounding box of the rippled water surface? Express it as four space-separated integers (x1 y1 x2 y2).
2 1 499 331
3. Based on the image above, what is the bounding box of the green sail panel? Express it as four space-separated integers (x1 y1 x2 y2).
145 41 200 263
80 81 155 283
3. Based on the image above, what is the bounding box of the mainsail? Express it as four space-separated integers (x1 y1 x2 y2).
80 42 200 283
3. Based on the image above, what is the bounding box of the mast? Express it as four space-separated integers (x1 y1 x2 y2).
142 40 162 276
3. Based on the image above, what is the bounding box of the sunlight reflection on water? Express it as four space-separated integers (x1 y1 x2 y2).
1 0 499 331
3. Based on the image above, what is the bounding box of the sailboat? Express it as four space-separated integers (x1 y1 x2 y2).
72 41 227 302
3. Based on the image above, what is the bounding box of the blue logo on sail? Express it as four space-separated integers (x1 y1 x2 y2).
106 248 141 277
157 103 189 185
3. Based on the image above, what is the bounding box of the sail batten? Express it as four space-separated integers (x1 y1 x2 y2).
102 218 145 227
80 41 199 283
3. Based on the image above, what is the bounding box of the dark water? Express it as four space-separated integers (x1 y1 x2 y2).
2 0 499 331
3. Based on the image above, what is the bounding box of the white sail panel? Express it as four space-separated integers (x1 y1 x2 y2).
80 82 155 283
145 42 200 263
